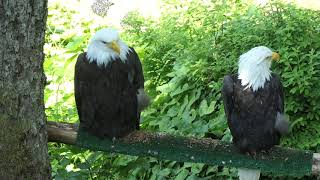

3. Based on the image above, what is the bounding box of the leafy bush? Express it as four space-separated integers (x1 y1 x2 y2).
45 0 320 179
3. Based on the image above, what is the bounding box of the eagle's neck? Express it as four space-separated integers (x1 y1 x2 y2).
86 40 131 67
238 59 272 91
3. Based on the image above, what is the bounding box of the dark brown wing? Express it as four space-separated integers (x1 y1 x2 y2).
126 48 148 128
273 74 284 113
74 53 85 120
127 47 144 89
222 75 235 124
222 75 243 143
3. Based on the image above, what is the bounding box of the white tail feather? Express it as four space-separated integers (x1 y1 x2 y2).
238 168 260 180
275 112 290 135
137 88 150 112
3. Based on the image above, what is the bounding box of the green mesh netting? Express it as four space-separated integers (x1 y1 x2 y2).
76 128 313 177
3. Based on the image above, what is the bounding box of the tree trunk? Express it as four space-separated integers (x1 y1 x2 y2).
0 0 51 179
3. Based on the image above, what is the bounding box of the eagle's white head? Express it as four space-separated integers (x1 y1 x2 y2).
86 28 131 66
238 46 280 91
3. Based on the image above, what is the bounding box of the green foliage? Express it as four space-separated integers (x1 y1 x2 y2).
45 0 320 179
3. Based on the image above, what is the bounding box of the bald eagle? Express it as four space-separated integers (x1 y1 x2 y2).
74 28 150 138
222 46 290 180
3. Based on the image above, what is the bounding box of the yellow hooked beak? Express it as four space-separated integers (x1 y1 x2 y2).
271 52 280 61
108 41 120 55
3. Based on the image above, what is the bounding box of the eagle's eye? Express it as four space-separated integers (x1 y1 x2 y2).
101 41 107 44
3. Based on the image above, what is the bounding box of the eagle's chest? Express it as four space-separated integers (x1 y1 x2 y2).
234 80 274 109
91 60 133 84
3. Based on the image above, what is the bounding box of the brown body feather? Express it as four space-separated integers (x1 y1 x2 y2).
222 73 285 153
74 48 145 138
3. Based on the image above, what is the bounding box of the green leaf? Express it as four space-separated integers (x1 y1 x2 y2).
199 100 215 117
175 169 189 180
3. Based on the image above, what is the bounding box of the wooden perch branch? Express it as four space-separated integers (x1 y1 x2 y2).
47 121 320 176
47 121 77 145
312 153 320 175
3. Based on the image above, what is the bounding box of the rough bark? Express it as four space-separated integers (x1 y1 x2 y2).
0 0 51 179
